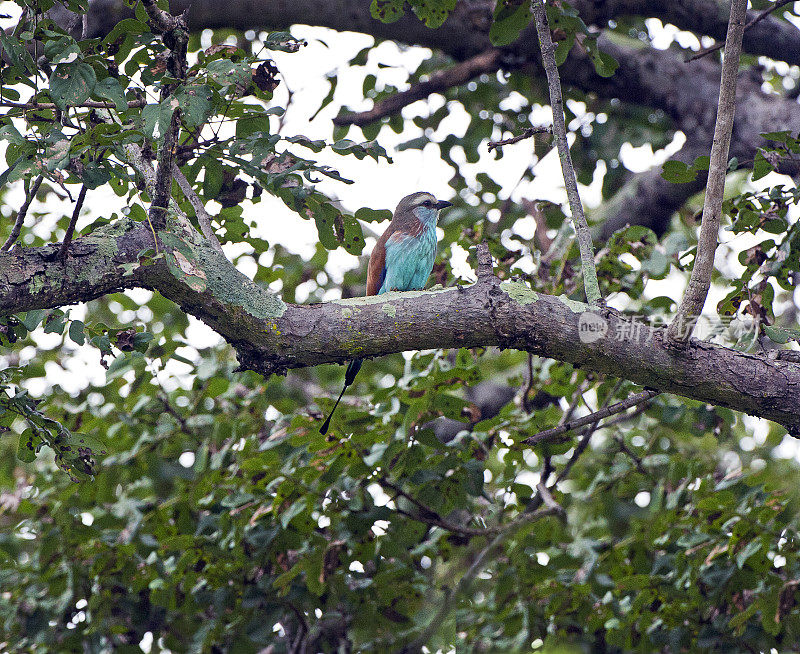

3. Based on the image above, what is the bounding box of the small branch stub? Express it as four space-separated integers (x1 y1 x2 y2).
476 241 494 280
488 126 551 152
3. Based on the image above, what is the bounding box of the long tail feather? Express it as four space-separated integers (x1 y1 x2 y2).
320 358 363 434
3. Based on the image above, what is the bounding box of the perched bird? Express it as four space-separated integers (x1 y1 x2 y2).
320 191 452 434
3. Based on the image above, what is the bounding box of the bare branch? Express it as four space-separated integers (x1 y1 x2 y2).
0 99 147 110
58 184 87 259
332 49 502 127
382 476 559 537
173 164 224 252
667 0 748 344
531 0 602 306
487 126 551 152
138 3 189 231
3 231 800 433
2 175 44 251
150 109 181 230
140 0 178 33
685 0 794 63
524 389 660 446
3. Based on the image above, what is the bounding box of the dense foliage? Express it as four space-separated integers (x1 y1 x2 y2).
1 0 800 651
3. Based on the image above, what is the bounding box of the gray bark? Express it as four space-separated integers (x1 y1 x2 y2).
2 223 800 434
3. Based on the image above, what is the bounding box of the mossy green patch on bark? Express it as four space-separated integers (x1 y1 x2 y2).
557 294 588 313
500 280 538 305
332 286 453 308
159 232 286 319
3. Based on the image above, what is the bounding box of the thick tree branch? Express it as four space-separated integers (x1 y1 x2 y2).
685 0 795 62
531 0 601 306
72 1 800 67
333 49 502 127
2 229 800 433
667 0 747 344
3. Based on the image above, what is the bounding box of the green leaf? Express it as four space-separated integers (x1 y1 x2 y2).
206 60 251 89
354 207 393 223
489 0 532 47
310 75 337 121
752 150 774 181
236 114 271 140
203 158 224 199
93 76 128 111
410 0 457 28
69 320 86 346
661 156 710 183
735 540 762 569
173 84 213 128
370 0 404 23
591 50 619 78
764 325 800 344
21 309 47 331
0 31 34 75
49 62 97 110
17 430 37 463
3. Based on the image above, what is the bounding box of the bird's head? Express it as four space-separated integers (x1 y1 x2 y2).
395 191 452 225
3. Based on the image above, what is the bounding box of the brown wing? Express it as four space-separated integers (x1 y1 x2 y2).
366 226 392 296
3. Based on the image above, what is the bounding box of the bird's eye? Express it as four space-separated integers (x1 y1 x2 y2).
422 200 432 207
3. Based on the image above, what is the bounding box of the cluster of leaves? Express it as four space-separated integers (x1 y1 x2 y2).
2 0 800 651
2 318 799 651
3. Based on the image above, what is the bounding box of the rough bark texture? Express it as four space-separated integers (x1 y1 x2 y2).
2 224 800 434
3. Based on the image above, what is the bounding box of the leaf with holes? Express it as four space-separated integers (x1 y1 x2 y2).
49 63 97 110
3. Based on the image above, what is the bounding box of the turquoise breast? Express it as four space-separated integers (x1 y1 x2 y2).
379 224 438 294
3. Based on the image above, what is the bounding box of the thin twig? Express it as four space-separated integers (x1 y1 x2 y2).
173 164 224 252
552 379 625 485
2 175 44 251
615 435 648 475
523 199 554 256
685 0 794 62
58 184 87 259
524 389 660 446
667 0 748 343
333 49 502 127
488 126 551 151
0 99 146 110
531 0 602 306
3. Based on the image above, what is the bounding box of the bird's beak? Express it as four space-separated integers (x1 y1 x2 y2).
435 200 452 210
